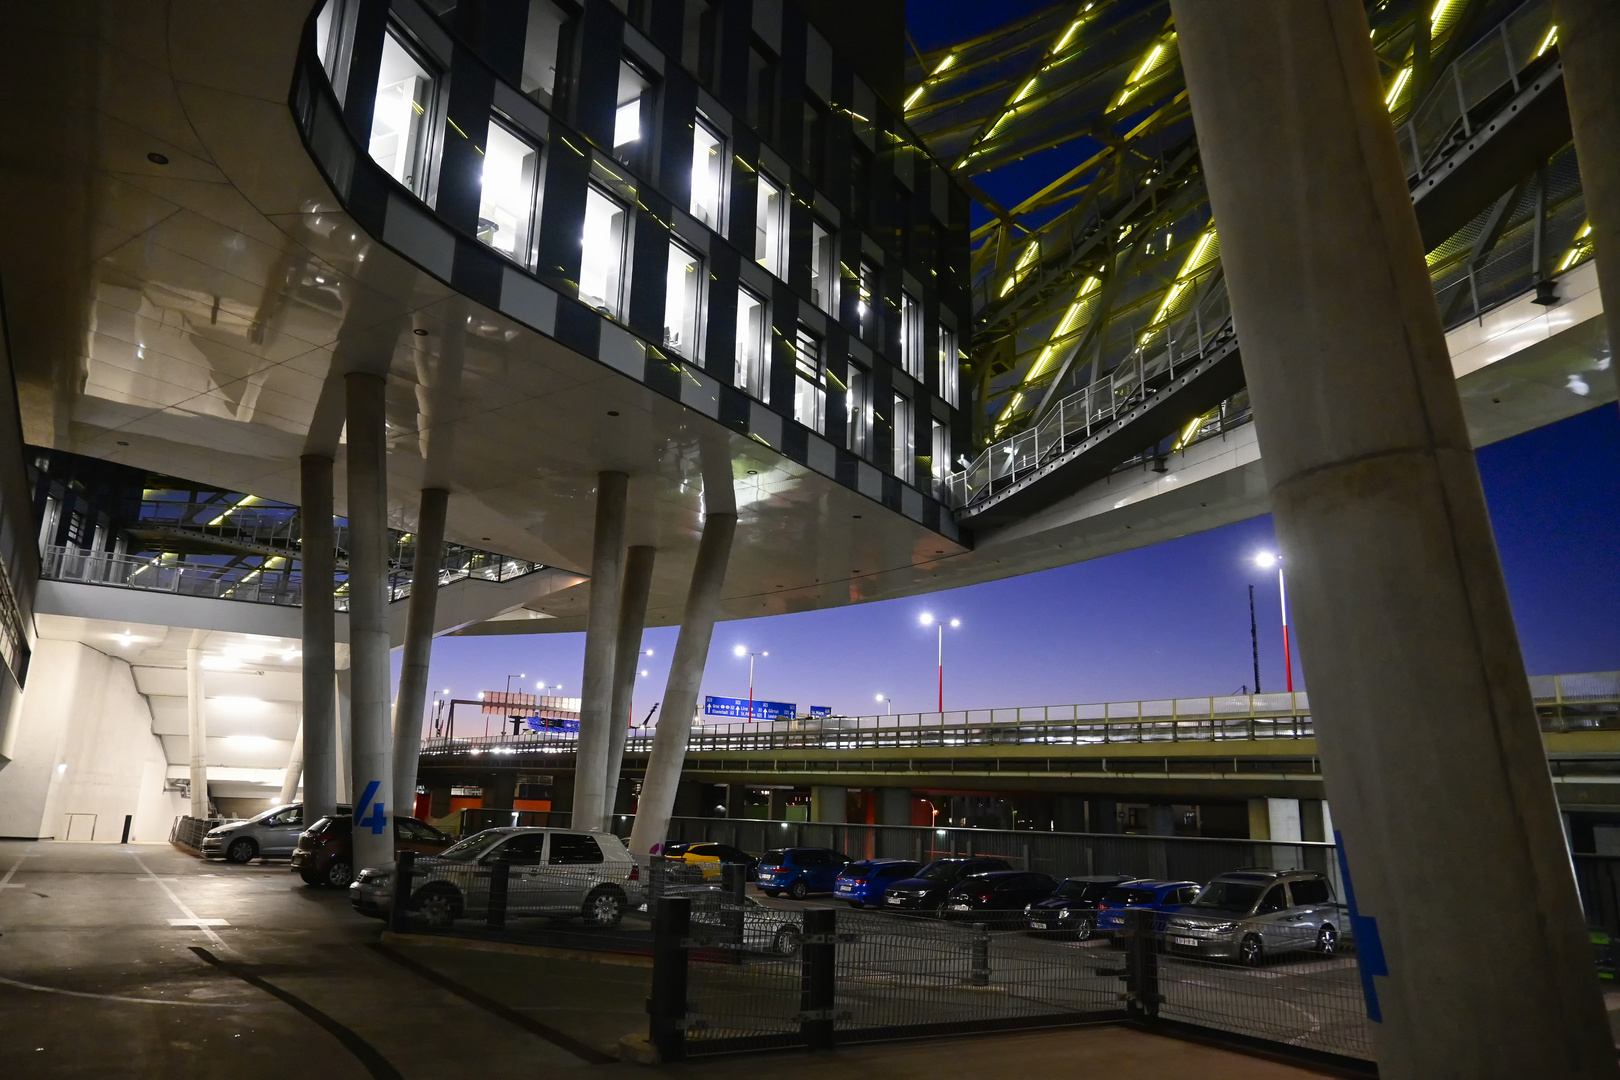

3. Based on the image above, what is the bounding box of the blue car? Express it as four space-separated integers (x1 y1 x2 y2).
756 848 850 899
834 859 922 907
1094 879 1201 934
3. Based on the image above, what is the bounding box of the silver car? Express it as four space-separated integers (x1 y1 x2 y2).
202 803 348 864
683 892 804 955
1165 869 1343 965
350 827 644 928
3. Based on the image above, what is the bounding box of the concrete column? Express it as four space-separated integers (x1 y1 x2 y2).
572 471 629 832
299 454 338 823
1247 798 1271 841
1553 0 1620 402
767 789 790 822
185 629 208 819
335 668 353 804
278 721 304 805
626 511 737 855
344 372 394 873
601 544 655 831
811 786 847 824
392 487 449 814
877 787 913 827
485 772 516 812
1170 4 1612 1073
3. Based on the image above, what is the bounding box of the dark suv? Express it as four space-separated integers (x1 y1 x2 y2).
942 871 1058 926
881 857 1014 912
756 848 850 899
1026 874 1138 939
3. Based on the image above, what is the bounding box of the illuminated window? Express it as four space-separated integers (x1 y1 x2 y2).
857 261 880 341
690 118 725 230
794 327 825 434
846 362 871 457
580 186 629 318
663 240 703 358
755 174 786 276
368 30 436 197
476 120 540 263
810 221 836 314
892 392 913 482
519 0 570 108
899 292 923 378
938 327 960 406
930 419 950 491
615 61 650 154
736 288 769 398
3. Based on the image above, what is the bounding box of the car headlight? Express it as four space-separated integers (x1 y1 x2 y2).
357 870 392 888
1058 909 1072 919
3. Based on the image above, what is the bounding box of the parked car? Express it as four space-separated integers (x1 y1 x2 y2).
1164 869 1342 965
1025 874 1139 939
834 859 922 907
1094 879 1200 935
201 803 350 864
292 814 452 888
942 871 1059 926
756 848 850 899
349 827 643 928
881 857 1015 913
662 841 758 880
690 894 805 955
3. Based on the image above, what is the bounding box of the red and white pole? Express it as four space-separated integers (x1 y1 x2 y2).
1278 565 1293 694
936 623 945 713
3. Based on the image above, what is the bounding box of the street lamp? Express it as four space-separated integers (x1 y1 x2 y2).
919 613 961 713
733 644 768 720
431 688 452 737
1254 552 1294 693
876 693 891 715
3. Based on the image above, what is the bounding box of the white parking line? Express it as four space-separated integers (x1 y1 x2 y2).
0 846 31 889
0 972 245 1008
127 852 228 950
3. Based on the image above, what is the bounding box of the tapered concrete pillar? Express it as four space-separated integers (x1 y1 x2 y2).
335 667 353 804
278 722 304 804
300 454 338 822
601 544 656 831
1170 4 1613 1075
627 512 736 856
185 629 208 819
1553 0 1620 402
572 471 628 831
344 372 394 873
392 487 449 814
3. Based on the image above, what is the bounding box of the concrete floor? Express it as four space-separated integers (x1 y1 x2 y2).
0 841 1341 1077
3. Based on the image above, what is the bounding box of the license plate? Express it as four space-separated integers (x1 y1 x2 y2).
886 896 904 904
1173 936 1199 947
1030 921 1050 929
949 903 970 911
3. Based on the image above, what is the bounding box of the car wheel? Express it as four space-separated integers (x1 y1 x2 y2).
298 867 322 886
787 879 809 901
1074 914 1096 942
1317 924 1338 956
324 860 353 889
225 838 257 864
847 900 863 909
773 925 802 956
1239 934 1264 967
761 889 779 898
583 887 625 929
414 885 462 928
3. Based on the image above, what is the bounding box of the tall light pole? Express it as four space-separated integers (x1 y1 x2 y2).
733 644 768 720
431 688 451 737
919 613 961 712
876 693 891 715
1254 553 1292 693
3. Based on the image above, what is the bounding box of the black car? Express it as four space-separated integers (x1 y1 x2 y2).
1025 874 1138 939
662 841 759 881
880 857 1014 912
941 871 1059 926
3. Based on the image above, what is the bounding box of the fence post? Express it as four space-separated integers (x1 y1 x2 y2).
389 851 416 932
722 863 746 965
649 895 690 1062
486 858 510 929
801 908 837 1050
1123 908 1161 1021
970 922 990 986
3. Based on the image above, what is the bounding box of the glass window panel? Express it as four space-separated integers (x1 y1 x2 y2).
663 241 703 358
615 61 649 148
810 222 835 314
369 31 435 197
858 261 879 340
938 327 959 407
581 186 628 317
315 0 339 73
892 391 913 482
520 0 567 106
900 292 923 378
794 328 825 434
846 362 870 457
690 119 724 229
931 419 949 488
736 289 768 398
755 174 785 276
476 121 539 262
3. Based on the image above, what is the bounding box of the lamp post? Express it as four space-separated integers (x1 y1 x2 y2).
918 613 961 713
1254 553 1293 693
876 693 892 715
733 645 768 720
431 688 451 738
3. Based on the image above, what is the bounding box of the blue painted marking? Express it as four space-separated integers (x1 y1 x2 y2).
1334 829 1387 1023
355 780 387 835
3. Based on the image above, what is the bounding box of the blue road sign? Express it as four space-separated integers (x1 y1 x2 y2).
704 695 795 720
809 706 832 718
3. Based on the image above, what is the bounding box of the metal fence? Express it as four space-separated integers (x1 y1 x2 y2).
45 546 307 607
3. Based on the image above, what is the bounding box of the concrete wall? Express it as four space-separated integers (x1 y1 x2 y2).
0 639 183 840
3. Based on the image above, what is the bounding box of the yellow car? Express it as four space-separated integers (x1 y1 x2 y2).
661 842 758 881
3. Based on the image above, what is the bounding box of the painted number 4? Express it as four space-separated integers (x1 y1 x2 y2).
356 780 388 835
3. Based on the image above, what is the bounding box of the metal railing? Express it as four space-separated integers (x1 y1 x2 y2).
44 546 308 608
1397 0 1558 179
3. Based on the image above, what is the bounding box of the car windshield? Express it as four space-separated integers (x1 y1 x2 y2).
247 804 294 824
761 850 788 865
915 861 962 881
439 831 509 861
1190 880 1267 912
1056 880 1112 901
